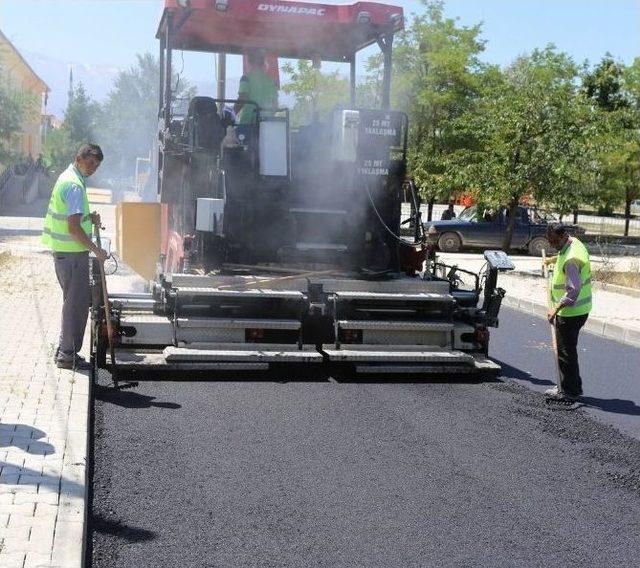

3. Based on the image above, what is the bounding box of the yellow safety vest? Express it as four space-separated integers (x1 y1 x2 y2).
551 237 592 317
42 165 92 252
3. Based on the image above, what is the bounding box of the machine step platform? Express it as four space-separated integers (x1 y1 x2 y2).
334 291 454 302
176 318 301 330
337 320 453 331
321 345 474 363
174 287 304 299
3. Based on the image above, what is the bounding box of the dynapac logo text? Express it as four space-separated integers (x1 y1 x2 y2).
257 3 326 16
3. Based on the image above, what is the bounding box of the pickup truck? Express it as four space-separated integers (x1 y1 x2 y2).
425 205 585 256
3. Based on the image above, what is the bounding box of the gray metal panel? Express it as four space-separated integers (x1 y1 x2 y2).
169 274 452 294
316 278 450 294
176 318 301 330
120 314 169 323
355 365 475 374
169 274 451 295
113 350 269 371
322 344 447 352
176 328 245 344
119 314 173 345
111 298 157 310
164 345 323 363
321 345 474 363
361 329 449 347
334 291 454 302
170 274 307 291
453 324 476 351
338 320 453 331
175 287 304 299
355 355 501 374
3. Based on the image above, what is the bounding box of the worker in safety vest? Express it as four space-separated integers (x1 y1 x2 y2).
42 144 109 370
234 50 278 128
542 223 592 408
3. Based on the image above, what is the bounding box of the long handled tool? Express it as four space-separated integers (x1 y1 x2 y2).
542 249 562 395
94 223 118 386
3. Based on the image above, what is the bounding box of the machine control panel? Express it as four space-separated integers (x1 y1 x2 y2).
484 250 515 271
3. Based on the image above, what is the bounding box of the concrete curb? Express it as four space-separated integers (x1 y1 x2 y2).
595 282 640 299
502 295 640 349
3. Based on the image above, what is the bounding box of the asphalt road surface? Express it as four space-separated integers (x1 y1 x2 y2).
90 308 640 568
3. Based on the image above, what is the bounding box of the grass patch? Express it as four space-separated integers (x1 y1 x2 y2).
0 251 15 270
594 271 640 289
580 222 640 237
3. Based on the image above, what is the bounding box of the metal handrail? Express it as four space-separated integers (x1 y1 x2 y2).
0 164 14 195
20 162 38 202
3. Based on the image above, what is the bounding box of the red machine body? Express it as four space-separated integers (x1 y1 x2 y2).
157 0 404 60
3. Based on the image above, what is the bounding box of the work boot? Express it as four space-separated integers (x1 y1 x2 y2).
545 397 580 411
545 390 580 410
56 355 92 371
545 386 583 397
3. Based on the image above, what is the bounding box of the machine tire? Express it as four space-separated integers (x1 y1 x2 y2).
438 232 462 253
528 236 552 257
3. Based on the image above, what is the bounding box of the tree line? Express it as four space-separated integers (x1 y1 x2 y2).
41 53 193 187
2 1 637 245
283 1 640 245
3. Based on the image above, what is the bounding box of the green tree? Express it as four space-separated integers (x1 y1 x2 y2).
619 58 640 235
0 58 36 165
583 56 640 235
356 53 383 109
368 0 486 218
457 47 601 249
96 53 193 179
282 59 350 126
65 83 99 147
582 55 629 111
44 82 100 172
42 126 72 174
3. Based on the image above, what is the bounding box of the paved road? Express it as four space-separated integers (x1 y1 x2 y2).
492 308 640 439
90 308 640 568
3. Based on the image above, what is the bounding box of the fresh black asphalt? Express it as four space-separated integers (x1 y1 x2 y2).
90 307 640 567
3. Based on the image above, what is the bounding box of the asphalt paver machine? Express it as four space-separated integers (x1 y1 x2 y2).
91 0 514 382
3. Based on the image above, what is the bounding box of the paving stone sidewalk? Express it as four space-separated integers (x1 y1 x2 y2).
0 233 89 568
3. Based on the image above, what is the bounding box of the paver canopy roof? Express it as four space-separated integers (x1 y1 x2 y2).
157 0 404 61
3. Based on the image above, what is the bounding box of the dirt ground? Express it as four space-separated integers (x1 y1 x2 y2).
0 242 55 293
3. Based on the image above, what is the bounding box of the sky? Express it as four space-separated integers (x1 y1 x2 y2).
1 0 638 115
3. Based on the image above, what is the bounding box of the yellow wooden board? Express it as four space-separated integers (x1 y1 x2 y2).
116 202 161 281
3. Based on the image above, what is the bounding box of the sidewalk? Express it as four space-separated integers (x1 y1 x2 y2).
500 272 640 348
0 199 134 568
1 223 90 566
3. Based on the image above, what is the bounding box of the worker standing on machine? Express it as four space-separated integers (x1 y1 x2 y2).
42 144 109 370
234 50 278 135
441 201 456 220
543 223 592 409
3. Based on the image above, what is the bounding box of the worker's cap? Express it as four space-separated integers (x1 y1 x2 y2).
546 222 568 236
76 143 103 162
